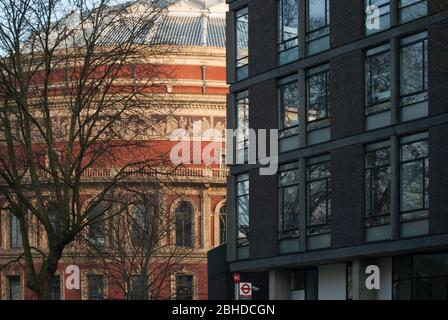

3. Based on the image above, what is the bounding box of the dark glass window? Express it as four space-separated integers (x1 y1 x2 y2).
400 32 428 108
219 205 227 245
88 275 104 300
278 163 300 240
235 7 249 80
290 268 318 300
279 77 299 138
365 44 391 114
48 202 62 235
307 159 331 236
130 275 147 300
175 202 194 247
51 275 61 300
236 92 249 162
306 0 330 54
400 133 429 222
131 203 153 246
307 67 330 123
88 202 107 247
399 0 427 23
7 276 22 300
176 275 194 300
393 253 448 300
10 212 22 249
365 145 391 227
237 174 249 247
278 0 299 64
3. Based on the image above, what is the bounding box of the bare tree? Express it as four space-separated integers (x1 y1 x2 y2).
80 189 197 300
0 0 177 299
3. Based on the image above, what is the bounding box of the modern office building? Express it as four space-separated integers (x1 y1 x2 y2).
225 0 448 300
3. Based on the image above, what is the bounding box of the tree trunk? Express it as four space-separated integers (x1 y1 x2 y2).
38 275 52 300
35 247 64 300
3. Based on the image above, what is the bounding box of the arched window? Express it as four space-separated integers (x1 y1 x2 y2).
219 205 227 244
88 202 108 247
175 202 193 247
131 202 154 246
9 212 22 249
48 202 62 235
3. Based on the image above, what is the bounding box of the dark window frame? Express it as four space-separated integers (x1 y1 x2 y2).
9 212 22 249
175 202 194 248
365 144 392 227
235 7 249 79
277 0 299 55
50 275 61 300
306 157 331 236
278 162 300 240
398 0 428 24
290 268 319 300
278 75 300 140
7 275 22 300
365 44 392 115
305 0 330 47
236 174 250 247
48 202 63 236
399 32 428 107
88 202 108 248
131 201 155 247
235 92 249 154
87 275 105 300
219 204 227 245
130 274 147 300
393 253 448 300
176 274 194 300
306 65 330 127
399 134 429 222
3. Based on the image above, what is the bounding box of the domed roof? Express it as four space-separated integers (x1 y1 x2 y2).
151 0 226 47
152 15 225 47
100 0 226 47
45 0 226 49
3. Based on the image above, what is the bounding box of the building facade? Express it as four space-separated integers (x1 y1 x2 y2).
0 0 228 300
226 0 448 300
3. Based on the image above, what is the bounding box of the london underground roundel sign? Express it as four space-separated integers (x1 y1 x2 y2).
239 282 252 299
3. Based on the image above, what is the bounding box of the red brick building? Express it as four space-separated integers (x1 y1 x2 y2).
0 0 227 300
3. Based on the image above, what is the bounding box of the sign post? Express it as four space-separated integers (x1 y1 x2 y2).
233 273 240 300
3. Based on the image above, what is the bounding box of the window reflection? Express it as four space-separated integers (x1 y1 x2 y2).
175 202 194 247
307 159 331 236
365 146 391 227
279 163 300 240
400 134 429 221
237 174 249 247
365 46 391 110
306 0 330 54
278 0 299 64
236 8 249 80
